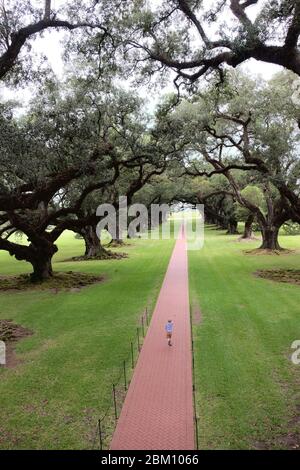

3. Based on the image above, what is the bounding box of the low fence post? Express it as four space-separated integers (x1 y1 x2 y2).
123 360 127 391
137 327 140 352
194 414 199 450
112 384 118 421
98 419 103 450
131 341 134 369
141 315 145 338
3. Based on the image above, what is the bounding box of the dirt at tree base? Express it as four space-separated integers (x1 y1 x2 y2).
253 432 300 450
255 269 300 285
234 235 261 243
67 251 128 262
108 240 128 248
244 248 294 256
0 320 33 368
252 405 300 450
0 271 104 292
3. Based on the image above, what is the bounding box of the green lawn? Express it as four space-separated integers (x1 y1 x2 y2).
1 224 300 450
0 231 175 449
189 226 300 449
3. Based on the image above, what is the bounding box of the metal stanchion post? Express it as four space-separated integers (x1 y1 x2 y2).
131 341 134 368
141 316 145 337
137 327 140 352
112 384 118 421
98 419 103 450
123 360 127 391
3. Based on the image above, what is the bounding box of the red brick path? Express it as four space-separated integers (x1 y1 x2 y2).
110 227 194 450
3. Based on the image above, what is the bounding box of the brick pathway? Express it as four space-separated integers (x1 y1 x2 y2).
110 227 194 450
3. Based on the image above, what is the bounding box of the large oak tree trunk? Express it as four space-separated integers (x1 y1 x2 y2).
1 233 58 282
259 225 281 250
82 226 110 258
227 220 239 234
242 214 254 239
29 241 58 282
109 223 125 246
31 256 53 281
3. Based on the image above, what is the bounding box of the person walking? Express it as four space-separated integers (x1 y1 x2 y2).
165 319 174 346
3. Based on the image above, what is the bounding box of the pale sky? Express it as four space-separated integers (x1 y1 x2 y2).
0 0 283 110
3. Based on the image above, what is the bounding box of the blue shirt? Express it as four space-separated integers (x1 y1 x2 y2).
165 322 174 333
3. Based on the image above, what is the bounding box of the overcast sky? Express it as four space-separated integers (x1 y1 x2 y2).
0 0 284 109
36 0 281 81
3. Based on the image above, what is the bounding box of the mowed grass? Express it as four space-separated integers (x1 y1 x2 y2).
189 227 300 449
0 231 175 449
